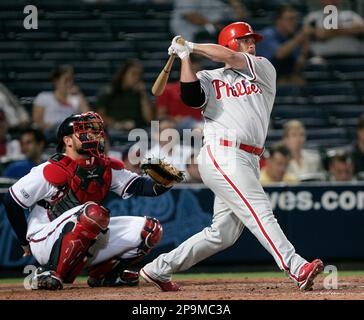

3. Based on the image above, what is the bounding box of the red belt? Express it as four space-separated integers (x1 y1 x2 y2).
219 139 264 156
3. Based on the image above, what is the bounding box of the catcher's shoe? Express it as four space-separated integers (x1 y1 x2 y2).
140 268 181 292
30 267 63 290
87 270 139 287
297 259 324 291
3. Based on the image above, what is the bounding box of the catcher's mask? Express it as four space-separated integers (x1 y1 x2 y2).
56 111 106 158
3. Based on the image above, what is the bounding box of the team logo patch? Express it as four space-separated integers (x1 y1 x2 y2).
87 168 99 179
212 79 262 100
20 188 30 199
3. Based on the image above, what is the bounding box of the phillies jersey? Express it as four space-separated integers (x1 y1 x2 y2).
198 53 276 148
9 161 138 240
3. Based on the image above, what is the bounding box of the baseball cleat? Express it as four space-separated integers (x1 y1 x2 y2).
30 267 63 290
140 268 181 292
87 270 139 287
297 259 324 291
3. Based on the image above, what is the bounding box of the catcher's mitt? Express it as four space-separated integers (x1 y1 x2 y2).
140 158 185 186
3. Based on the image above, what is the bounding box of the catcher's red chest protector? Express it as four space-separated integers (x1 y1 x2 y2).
42 153 124 221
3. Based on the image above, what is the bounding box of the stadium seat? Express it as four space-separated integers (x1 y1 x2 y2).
306 82 359 104
0 41 29 52
43 11 91 20
274 117 330 129
84 41 136 53
74 73 111 82
67 32 114 41
7 81 52 98
58 20 110 34
72 61 111 73
40 51 85 61
272 104 326 120
29 41 81 53
90 52 137 62
305 127 349 141
14 32 59 41
0 52 31 61
5 60 55 73
12 72 50 81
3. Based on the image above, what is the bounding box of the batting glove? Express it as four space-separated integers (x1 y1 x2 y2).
169 35 194 60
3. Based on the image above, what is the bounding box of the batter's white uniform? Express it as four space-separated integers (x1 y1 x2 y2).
9 162 146 266
143 53 307 282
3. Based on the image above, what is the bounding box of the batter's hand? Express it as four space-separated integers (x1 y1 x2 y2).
168 35 194 60
22 245 32 257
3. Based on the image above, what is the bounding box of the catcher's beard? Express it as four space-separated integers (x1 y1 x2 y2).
73 136 105 158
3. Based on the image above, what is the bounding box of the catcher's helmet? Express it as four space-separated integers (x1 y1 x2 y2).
56 111 105 157
218 22 263 51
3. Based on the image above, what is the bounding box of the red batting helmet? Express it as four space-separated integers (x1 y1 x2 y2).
218 22 263 51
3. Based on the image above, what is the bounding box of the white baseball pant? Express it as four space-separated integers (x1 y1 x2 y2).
143 141 307 282
29 204 146 266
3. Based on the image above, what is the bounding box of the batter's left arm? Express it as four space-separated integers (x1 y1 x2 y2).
190 43 248 70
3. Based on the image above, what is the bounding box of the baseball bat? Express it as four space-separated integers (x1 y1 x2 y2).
151 37 185 96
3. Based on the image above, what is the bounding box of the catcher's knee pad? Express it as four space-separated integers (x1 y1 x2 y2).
139 217 163 255
46 203 110 283
78 201 110 238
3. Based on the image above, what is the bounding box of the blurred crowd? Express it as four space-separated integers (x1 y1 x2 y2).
1 0 364 185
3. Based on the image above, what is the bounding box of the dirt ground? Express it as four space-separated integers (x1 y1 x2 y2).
0 275 363 300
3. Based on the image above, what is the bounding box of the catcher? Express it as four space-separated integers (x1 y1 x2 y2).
3 111 183 290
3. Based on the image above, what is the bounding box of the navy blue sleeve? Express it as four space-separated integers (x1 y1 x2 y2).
3 191 28 246
126 176 171 197
180 80 206 108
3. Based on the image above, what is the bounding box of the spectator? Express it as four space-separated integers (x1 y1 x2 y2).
260 143 298 185
327 150 354 182
184 153 202 183
350 114 364 176
0 110 21 160
170 0 248 42
32 65 89 135
96 59 153 132
3 128 46 180
145 117 192 171
0 82 30 129
156 55 203 131
257 5 312 85
304 0 364 58
282 120 323 179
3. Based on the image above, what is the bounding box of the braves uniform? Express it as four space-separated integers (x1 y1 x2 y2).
9 156 146 267
4 111 168 290
142 52 309 284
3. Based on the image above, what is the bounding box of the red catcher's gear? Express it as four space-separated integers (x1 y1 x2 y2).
47 202 110 284
139 217 163 255
56 111 106 158
218 22 263 51
42 154 124 221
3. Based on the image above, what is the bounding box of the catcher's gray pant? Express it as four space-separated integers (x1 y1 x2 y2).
143 142 307 282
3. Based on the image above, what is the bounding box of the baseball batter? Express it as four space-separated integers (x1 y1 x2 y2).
140 22 324 291
3 112 168 290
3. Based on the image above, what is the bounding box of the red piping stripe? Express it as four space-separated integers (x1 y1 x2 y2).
244 54 256 82
122 175 139 196
9 187 28 209
206 145 299 281
30 214 74 243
